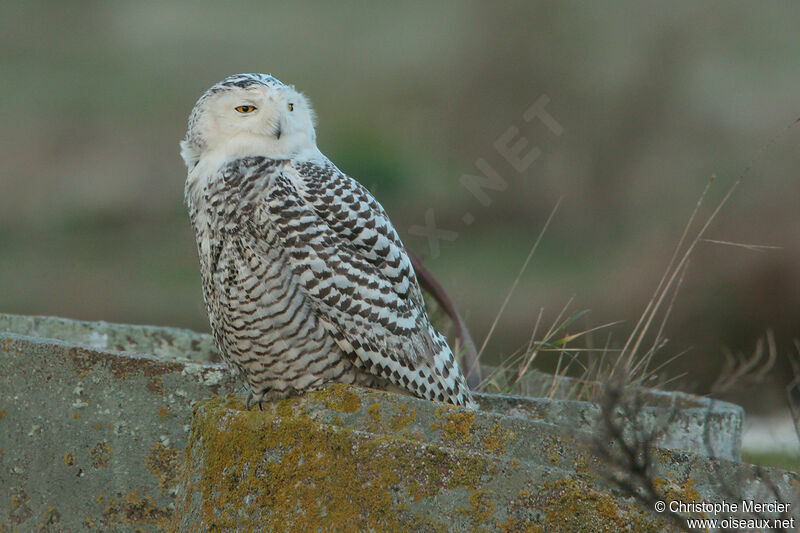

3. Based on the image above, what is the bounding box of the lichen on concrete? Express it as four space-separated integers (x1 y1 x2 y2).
146 443 181 495
89 441 112 469
432 408 476 444
174 385 800 531
0 314 239 531
102 491 172 529
176 397 498 531
177 395 702 532
311 383 361 413
482 424 514 456
2 314 798 531
388 404 416 432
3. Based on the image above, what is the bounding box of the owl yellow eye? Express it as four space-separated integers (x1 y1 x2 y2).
235 105 256 113
288 103 294 111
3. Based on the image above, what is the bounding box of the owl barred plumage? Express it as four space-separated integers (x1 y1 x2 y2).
181 73 476 409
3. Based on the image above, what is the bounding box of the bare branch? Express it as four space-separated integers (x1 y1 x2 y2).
787 340 800 446
711 332 777 394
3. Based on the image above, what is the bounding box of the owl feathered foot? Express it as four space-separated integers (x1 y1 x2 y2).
244 390 267 411
245 390 255 410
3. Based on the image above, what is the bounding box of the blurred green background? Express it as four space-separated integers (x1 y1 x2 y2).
2 1 798 412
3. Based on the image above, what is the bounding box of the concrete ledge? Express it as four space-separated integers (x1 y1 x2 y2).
0 313 218 362
176 393 658 531
176 388 795 531
0 314 796 531
0 317 237 531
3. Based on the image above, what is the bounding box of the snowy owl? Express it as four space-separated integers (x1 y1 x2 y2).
181 73 476 409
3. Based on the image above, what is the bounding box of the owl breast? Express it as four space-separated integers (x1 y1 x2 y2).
187 158 371 402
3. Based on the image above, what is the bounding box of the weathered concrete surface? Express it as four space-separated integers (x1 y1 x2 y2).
175 386 799 532
0 313 219 363
0 314 238 531
0 313 797 531
486 368 745 461
177 393 654 532
481 390 744 462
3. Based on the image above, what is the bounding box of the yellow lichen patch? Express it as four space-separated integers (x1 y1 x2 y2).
365 402 383 433
272 396 297 418
39 506 59 528
0 410 6 421
157 406 172 421
146 376 166 395
653 476 702 506
63 453 75 466
434 411 475 444
89 441 112 468
433 405 457 420
71 412 80 420
448 455 499 489
312 384 361 413
91 423 103 430
180 398 495 530
183 404 399 529
512 479 665 533
103 491 171 528
406 480 425 503
501 516 545 533
388 405 416 432
469 489 495 523
482 424 514 456
542 436 574 468
367 403 382 423
572 454 591 478
146 443 181 495
11 492 29 509
630 505 664 532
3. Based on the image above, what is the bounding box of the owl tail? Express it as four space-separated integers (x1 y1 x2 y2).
406 329 478 409
342 326 478 409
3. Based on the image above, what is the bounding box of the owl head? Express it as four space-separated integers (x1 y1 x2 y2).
181 73 317 170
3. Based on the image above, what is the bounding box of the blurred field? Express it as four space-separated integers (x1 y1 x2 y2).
2 1 799 413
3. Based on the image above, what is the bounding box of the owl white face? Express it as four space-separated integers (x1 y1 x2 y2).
181 74 318 171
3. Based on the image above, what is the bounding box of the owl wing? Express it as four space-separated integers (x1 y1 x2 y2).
243 158 439 368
